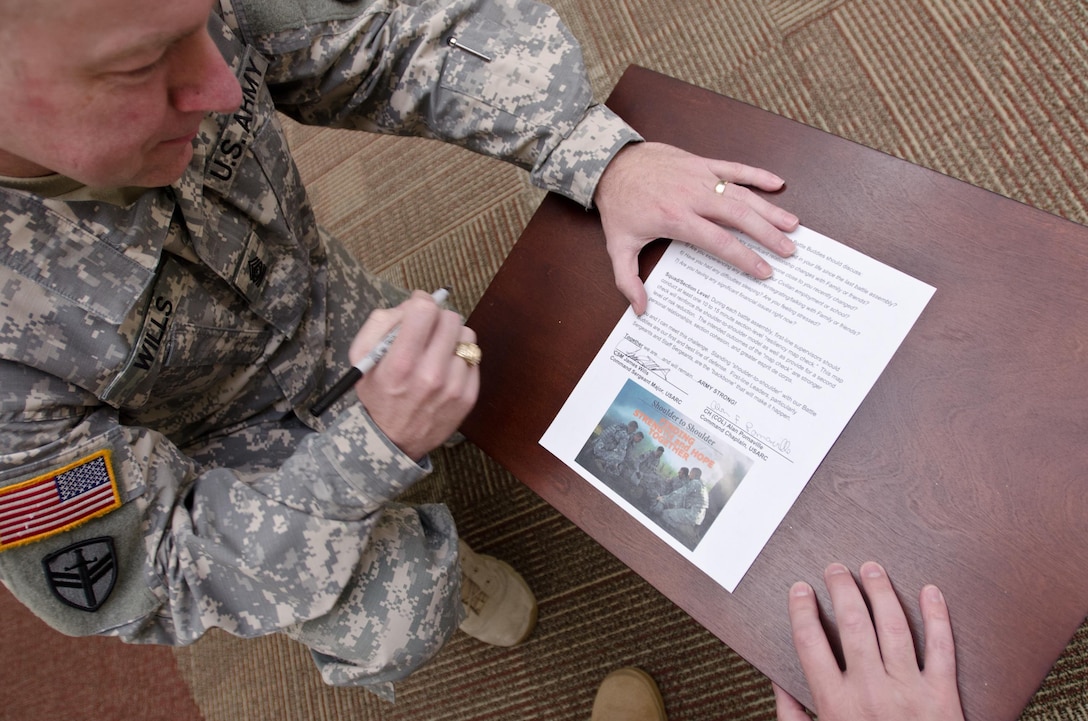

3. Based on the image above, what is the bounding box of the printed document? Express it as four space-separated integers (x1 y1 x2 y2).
540 226 935 591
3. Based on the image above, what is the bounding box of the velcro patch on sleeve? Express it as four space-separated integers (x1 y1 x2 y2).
0 450 121 551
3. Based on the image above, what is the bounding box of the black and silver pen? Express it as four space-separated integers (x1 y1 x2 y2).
309 287 451 416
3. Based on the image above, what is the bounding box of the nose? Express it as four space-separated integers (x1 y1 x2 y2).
170 27 243 116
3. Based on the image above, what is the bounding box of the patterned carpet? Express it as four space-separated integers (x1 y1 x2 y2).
8 1 1085 720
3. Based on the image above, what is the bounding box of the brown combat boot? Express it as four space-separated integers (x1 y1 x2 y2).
591 668 667 721
457 541 537 646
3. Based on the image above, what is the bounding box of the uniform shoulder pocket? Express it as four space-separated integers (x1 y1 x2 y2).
0 438 159 637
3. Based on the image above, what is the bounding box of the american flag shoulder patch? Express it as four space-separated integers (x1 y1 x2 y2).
0 450 121 552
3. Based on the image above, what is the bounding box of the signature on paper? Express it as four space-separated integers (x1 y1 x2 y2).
709 401 793 459
612 335 687 397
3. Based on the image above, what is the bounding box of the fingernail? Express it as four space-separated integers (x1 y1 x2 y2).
826 563 849 576
862 562 885 579
925 585 943 603
791 581 812 597
756 260 772 278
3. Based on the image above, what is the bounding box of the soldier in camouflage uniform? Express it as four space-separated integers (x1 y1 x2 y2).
656 467 709 548
652 466 686 505
0 0 799 701
631 446 665 488
592 421 640 475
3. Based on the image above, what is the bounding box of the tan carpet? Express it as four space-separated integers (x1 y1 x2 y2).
169 1 1088 719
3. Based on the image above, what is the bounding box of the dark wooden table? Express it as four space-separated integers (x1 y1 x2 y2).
461 65 1088 720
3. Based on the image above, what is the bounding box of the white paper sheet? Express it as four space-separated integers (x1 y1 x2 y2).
539 226 935 591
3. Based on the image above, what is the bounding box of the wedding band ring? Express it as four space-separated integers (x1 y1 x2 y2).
454 341 482 367
714 180 729 194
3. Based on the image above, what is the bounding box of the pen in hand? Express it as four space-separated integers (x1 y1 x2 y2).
309 287 452 417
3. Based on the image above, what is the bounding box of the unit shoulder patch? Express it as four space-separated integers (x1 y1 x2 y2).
42 536 118 612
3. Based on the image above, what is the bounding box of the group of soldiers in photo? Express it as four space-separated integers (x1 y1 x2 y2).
587 421 710 549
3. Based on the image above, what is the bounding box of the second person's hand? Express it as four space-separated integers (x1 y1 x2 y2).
593 141 800 315
773 562 966 721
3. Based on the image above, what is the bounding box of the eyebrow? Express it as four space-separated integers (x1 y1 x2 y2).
92 25 199 69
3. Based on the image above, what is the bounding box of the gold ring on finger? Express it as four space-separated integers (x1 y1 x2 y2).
454 341 482 367
714 180 729 195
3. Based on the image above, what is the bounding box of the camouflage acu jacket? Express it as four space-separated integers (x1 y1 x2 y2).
0 0 640 649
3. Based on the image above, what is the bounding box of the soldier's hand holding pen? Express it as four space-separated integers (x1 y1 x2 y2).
348 290 480 462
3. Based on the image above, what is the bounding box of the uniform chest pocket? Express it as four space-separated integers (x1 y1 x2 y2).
101 255 275 412
150 321 273 402
163 322 272 369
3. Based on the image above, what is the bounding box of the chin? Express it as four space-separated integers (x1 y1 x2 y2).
129 145 197 188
